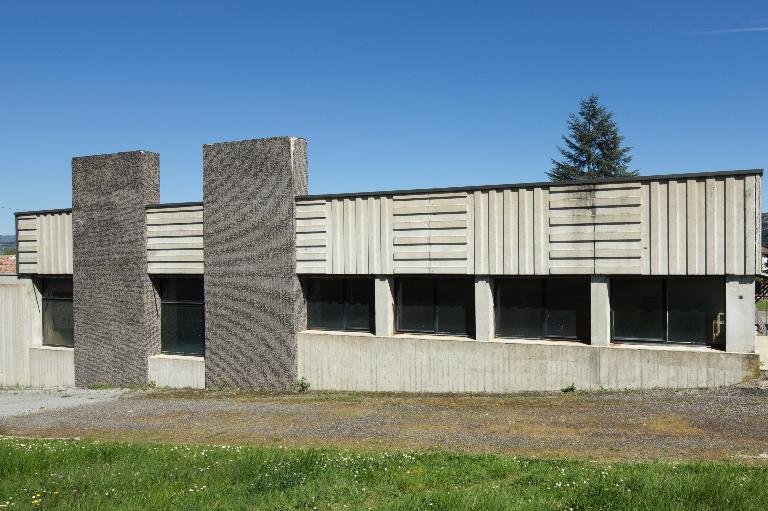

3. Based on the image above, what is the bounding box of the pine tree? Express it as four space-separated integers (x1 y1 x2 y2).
548 94 637 181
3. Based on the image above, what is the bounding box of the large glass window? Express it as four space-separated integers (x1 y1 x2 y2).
157 278 205 356
611 277 724 345
41 278 74 347
495 278 589 341
397 277 475 336
306 278 373 332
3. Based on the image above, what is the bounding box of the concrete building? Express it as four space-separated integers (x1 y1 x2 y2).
0 137 762 391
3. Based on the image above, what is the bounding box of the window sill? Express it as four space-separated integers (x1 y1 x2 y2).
302 329 375 337
610 342 722 353
33 345 73 351
151 353 205 361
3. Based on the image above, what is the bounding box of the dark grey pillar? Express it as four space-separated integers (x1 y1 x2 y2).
204 137 308 390
72 151 160 387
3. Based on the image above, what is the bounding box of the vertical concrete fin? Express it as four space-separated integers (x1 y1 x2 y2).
72 150 160 386
203 137 308 390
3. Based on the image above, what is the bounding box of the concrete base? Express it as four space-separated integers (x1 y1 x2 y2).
29 346 74 388
756 335 768 371
298 331 760 393
148 355 205 389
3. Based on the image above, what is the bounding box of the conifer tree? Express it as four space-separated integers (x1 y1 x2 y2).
548 94 637 181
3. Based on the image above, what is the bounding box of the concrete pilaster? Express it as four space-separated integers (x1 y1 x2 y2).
725 276 756 353
72 151 160 386
474 276 494 341
590 275 611 346
203 137 308 390
374 276 394 336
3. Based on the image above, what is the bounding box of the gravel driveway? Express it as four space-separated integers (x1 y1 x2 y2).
1 382 767 462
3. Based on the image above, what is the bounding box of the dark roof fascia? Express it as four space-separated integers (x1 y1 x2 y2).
14 207 72 217
297 168 764 201
145 201 204 209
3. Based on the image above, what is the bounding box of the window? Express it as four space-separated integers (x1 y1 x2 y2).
495 278 589 341
611 277 724 345
157 278 204 356
396 277 475 336
41 277 74 347
306 278 373 332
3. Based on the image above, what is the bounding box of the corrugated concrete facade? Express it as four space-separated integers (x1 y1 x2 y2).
296 172 762 276
146 204 204 274
16 211 73 275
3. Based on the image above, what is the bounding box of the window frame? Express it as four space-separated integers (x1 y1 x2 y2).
40 277 74 348
610 276 725 346
305 277 374 333
157 277 205 356
395 277 475 337
494 277 589 341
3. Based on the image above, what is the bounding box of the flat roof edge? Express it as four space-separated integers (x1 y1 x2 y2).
297 168 764 200
14 207 72 217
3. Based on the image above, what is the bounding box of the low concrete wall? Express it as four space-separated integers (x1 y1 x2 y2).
148 355 205 389
30 346 75 387
298 331 760 393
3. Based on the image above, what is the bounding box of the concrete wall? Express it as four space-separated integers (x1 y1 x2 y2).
296 171 762 276
72 151 161 387
298 331 760 393
148 354 205 389
0 275 40 386
146 204 204 274
0 275 74 388
16 212 73 275
203 137 308 390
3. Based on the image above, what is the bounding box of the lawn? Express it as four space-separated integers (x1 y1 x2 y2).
0 439 766 510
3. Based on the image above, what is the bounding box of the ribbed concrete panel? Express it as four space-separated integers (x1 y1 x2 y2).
204 137 307 390
0 275 41 386
295 171 761 277
146 204 204 274
72 150 160 387
15 216 39 274
15 212 73 275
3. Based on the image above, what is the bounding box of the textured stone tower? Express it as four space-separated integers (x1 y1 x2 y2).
203 137 308 389
72 151 161 386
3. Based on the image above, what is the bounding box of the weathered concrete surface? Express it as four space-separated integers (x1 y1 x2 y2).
29 346 74 387
148 355 205 389
374 277 394 336
757 335 768 371
725 276 756 353
298 331 759 393
204 137 308 390
474 277 494 341
0 275 40 387
72 151 161 387
590 275 610 346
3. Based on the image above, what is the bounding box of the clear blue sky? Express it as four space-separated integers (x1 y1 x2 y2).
1 0 766 234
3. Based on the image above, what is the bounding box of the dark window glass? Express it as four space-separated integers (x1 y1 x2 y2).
668 278 725 345
42 278 74 347
611 278 666 341
345 279 374 331
436 278 475 336
397 277 475 336
158 278 204 355
307 279 344 330
397 278 435 333
544 278 590 340
305 278 373 332
495 278 544 338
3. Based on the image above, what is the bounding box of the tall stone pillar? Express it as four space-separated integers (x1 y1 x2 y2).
72 151 160 386
725 276 756 353
203 137 308 390
474 276 494 341
374 276 395 336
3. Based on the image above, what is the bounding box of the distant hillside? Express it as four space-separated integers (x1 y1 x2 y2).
0 235 15 253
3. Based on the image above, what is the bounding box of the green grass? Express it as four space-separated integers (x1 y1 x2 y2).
757 300 768 311
0 439 766 510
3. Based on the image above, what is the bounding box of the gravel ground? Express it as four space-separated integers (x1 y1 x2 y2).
0 388 123 418
1 382 767 462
